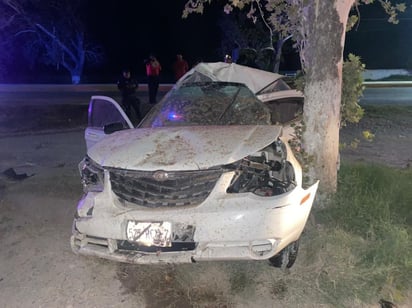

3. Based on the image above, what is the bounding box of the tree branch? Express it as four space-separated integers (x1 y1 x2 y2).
14 29 36 36
34 23 78 66
254 0 273 48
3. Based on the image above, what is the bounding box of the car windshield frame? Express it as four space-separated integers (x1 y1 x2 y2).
139 81 271 128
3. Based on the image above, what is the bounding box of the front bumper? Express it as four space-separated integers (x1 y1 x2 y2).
71 229 281 264
71 169 319 264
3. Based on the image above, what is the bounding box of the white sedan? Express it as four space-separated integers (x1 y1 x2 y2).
71 62 318 268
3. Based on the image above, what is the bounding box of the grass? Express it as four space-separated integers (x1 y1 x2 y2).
309 163 412 305
362 105 412 119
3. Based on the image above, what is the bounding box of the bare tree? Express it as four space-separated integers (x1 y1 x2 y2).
0 0 103 84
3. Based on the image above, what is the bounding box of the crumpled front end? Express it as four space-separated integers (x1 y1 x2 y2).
70 185 317 264
71 137 318 264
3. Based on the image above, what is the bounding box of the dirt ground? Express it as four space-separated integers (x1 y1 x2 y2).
0 108 411 307
339 108 412 169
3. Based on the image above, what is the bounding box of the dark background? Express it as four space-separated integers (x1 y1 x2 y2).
344 3 412 70
5 1 412 84
83 1 412 82
83 0 222 83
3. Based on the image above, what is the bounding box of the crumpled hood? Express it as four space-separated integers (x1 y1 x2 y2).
88 125 282 171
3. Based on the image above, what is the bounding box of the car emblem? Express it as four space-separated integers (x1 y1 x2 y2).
152 170 169 181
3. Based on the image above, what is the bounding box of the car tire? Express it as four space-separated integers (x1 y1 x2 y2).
268 240 300 269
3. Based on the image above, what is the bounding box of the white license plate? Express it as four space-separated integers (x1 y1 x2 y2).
126 221 172 247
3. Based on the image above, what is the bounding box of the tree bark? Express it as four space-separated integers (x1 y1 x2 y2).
301 0 354 195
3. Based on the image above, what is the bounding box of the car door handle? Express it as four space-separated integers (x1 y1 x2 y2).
86 132 99 138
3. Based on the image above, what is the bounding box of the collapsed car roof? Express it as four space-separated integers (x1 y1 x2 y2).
176 62 290 95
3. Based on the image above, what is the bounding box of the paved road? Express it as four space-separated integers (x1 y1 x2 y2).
2 83 411 106
361 87 412 106
1 83 411 136
0 85 171 136
0 84 173 106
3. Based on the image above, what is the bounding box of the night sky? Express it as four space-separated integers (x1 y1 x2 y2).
5 1 412 83
82 1 412 82
345 3 412 69
84 0 222 83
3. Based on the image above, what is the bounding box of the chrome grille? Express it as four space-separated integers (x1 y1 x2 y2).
109 168 222 208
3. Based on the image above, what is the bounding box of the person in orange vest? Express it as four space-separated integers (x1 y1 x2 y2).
173 54 189 82
145 54 162 104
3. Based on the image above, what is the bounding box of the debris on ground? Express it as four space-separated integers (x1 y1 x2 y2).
1 168 34 181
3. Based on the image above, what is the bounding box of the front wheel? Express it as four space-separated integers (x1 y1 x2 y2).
268 240 300 270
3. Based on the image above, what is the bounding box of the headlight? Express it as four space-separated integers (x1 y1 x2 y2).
226 140 296 196
78 156 104 192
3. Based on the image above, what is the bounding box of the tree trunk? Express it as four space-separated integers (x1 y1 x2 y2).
66 51 85 84
301 0 354 195
273 39 283 73
273 35 292 73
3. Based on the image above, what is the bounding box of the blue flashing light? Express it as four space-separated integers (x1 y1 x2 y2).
167 112 183 121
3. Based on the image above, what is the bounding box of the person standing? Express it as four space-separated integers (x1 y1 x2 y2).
117 68 141 121
145 54 162 104
231 43 240 63
173 54 189 81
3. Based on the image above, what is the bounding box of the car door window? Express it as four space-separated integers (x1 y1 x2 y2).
89 97 131 129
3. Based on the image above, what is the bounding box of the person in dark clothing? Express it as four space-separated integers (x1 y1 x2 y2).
117 68 141 122
145 55 162 104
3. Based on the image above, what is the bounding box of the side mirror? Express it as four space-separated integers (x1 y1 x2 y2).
104 122 126 134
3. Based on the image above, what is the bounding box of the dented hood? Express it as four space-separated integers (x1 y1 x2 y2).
88 125 282 171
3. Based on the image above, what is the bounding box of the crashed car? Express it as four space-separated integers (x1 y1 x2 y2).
71 62 318 268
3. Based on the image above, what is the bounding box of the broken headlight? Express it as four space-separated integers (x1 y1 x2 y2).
78 156 104 192
226 140 296 196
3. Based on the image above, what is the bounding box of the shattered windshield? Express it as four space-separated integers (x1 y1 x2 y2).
140 82 271 128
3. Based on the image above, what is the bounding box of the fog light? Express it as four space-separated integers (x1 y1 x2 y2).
251 239 276 257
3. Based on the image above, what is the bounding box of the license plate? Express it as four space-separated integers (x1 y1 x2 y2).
126 221 172 247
